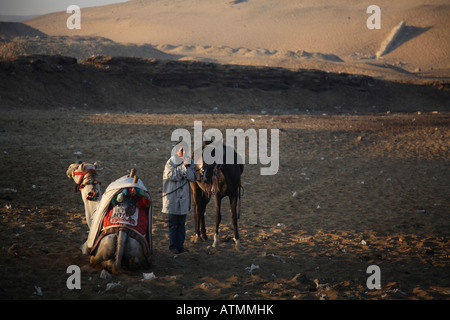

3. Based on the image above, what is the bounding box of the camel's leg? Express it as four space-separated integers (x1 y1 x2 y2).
213 195 222 248
230 194 240 250
123 237 150 269
113 230 128 272
90 234 116 268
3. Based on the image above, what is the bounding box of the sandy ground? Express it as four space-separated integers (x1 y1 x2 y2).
0 107 449 300
0 0 449 303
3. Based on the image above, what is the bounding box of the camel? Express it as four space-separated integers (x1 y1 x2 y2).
66 162 101 229
67 163 152 272
190 143 243 250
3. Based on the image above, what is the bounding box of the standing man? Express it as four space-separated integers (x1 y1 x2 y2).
162 142 196 254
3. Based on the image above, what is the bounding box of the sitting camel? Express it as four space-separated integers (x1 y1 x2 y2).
67 163 152 272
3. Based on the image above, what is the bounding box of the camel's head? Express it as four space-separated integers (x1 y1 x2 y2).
66 161 99 185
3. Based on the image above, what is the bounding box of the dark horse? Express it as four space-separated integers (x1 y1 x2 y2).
190 142 244 249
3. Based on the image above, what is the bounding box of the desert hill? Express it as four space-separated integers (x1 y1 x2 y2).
22 0 450 77
0 21 178 61
0 21 47 40
1 54 448 115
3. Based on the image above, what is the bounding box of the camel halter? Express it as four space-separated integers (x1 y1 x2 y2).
72 169 101 201
73 169 97 186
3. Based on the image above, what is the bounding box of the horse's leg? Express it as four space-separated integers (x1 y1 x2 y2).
199 199 208 241
230 194 240 250
192 196 201 243
212 195 222 248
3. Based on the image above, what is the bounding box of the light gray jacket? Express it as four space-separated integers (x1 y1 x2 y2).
162 155 196 215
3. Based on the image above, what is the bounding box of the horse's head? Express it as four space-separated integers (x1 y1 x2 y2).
196 139 222 184
201 162 217 184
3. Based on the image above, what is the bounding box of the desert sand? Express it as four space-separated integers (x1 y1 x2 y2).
0 106 449 301
22 0 450 77
0 0 449 302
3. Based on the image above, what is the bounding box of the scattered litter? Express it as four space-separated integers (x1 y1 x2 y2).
105 281 121 291
2 188 17 193
263 252 286 263
40 247 50 253
141 272 156 281
8 243 18 255
100 269 111 280
361 240 367 246
4 204 11 209
200 282 216 290
73 151 83 155
245 264 259 273
410 206 426 213
277 223 286 227
316 205 321 209
292 191 298 197
313 279 329 289
32 185 36 189
250 118 255 122
34 286 43 296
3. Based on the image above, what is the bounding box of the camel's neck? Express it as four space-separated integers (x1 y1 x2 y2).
79 173 102 229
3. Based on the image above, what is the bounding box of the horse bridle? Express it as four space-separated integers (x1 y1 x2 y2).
197 162 222 183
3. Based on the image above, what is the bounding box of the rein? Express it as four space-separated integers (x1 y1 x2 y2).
153 179 188 202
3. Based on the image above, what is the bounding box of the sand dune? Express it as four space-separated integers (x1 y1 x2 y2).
21 0 449 77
